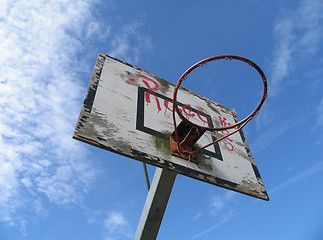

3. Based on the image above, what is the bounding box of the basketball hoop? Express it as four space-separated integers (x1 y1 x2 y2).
170 55 268 162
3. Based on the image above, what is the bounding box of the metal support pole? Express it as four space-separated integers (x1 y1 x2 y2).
134 167 177 240
142 163 150 191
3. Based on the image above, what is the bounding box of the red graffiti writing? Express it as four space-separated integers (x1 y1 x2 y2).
129 74 162 112
164 100 183 114
219 116 227 127
137 74 162 112
128 74 210 126
182 104 195 119
197 111 209 124
219 116 234 151
162 98 209 126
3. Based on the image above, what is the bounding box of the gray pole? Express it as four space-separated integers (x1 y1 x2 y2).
142 163 150 191
134 167 177 240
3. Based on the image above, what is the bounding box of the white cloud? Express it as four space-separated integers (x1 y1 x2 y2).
269 160 323 195
0 0 153 233
189 191 240 239
270 0 323 96
109 21 153 64
0 0 103 229
191 210 237 240
210 196 225 213
316 99 323 128
254 0 323 149
103 211 133 240
193 159 323 240
193 212 202 221
0 1 9 19
86 21 111 40
209 191 236 217
271 17 294 88
252 118 300 153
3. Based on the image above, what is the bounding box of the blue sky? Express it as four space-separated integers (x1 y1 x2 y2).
1 0 323 239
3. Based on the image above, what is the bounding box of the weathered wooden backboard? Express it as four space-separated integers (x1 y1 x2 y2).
73 54 269 201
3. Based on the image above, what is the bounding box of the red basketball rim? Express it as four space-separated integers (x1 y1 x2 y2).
172 55 268 132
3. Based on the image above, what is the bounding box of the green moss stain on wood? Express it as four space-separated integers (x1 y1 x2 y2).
154 131 172 156
154 133 213 171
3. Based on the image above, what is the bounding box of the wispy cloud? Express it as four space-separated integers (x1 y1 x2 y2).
103 211 133 240
109 21 153 64
269 160 323 194
270 0 323 96
191 209 238 240
0 0 100 228
192 159 323 239
0 0 153 232
253 114 304 153
255 0 323 150
315 99 323 128
209 191 237 216
190 191 238 239
192 212 202 221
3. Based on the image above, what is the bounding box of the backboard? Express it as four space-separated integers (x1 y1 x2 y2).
73 54 269 201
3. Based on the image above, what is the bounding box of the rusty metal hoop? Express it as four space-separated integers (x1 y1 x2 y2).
173 55 268 131
171 55 268 157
